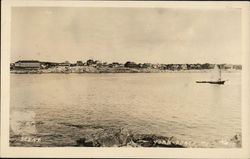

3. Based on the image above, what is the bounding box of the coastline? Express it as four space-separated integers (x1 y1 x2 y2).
10 66 241 74
10 127 241 148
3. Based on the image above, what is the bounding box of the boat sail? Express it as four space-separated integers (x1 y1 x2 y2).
196 64 226 85
211 65 221 80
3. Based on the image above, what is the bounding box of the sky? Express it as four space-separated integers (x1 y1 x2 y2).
11 7 241 64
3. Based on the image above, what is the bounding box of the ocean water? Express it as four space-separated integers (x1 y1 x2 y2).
10 72 241 147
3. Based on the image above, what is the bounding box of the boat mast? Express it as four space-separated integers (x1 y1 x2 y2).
219 65 221 81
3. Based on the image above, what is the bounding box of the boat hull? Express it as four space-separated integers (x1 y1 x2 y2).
196 81 225 85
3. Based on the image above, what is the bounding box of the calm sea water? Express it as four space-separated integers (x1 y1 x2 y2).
10 72 241 147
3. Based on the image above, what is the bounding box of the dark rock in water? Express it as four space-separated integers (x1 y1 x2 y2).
98 137 120 147
230 133 241 147
136 139 154 147
76 138 95 147
155 143 184 148
76 138 87 146
131 134 185 147
75 128 131 147
84 141 95 147
94 128 131 147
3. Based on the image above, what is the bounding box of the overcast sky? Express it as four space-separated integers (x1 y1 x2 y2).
11 7 241 64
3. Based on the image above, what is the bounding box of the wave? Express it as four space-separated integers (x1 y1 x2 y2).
59 122 105 129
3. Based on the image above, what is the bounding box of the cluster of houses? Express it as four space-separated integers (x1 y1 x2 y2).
10 60 124 70
10 59 242 70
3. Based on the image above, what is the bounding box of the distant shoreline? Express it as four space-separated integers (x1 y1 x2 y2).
10 66 241 74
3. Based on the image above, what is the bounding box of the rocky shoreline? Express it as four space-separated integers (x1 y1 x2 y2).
75 132 185 147
74 128 242 148
9 126 241 147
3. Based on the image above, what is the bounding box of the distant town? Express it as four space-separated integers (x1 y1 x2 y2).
10 59 242 74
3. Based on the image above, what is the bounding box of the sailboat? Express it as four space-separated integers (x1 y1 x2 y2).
196 65 226 85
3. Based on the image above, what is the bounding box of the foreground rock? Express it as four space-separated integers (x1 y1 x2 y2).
75 128 184 147
74 128 242 148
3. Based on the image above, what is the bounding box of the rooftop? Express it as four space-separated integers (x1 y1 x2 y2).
16 60 40 63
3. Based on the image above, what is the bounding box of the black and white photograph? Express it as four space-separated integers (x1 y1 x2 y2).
1 0 250 158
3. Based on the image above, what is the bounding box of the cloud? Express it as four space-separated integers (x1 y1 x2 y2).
11 7 241 64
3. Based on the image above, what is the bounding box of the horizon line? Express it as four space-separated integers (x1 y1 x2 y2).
10 59 242 65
